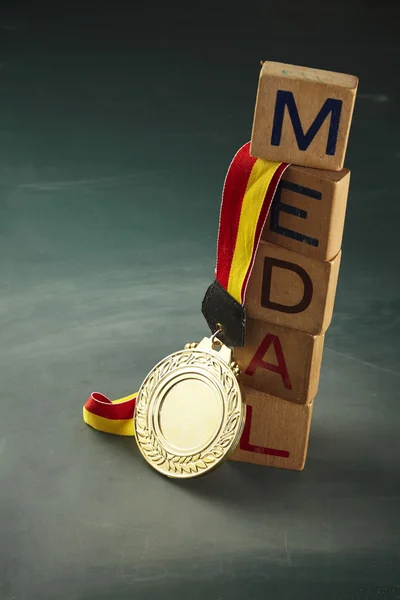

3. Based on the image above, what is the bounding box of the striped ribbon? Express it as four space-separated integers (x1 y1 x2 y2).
83 141 287 436
216 141 288 304
83 392 137 436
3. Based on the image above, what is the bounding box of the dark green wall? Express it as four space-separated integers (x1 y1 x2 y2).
0 2 399 599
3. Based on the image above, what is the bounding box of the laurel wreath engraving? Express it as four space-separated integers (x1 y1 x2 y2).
135 350 241 475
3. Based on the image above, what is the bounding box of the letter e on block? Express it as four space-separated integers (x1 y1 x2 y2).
230 386 313 470
251 62 358 171
262 165 350 261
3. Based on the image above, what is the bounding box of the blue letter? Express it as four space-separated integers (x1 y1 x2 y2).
271 91 342 156
270 180 321 247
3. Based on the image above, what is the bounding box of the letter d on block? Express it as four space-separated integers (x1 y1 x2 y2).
250 61 358 171
261 257 313 314
245 240 341 335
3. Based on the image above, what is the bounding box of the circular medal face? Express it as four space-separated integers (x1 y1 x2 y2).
134 341 245 479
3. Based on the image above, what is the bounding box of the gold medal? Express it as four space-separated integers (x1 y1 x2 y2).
83 143 288 480
133 333 245 479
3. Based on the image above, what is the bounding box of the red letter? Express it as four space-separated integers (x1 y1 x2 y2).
240 406 289 457
245 333 292 390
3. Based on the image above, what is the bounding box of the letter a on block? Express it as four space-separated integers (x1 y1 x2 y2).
251 62 358 171
234 317 324 404
245 333 292 390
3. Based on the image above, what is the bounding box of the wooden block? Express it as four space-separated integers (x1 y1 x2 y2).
246 240 341 335
234 317 324 404
250 61 358 171
262 164 350 261
230 386 313 470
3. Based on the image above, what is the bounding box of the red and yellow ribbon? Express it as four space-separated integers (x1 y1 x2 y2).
216 141 288 304
83 142 287 436
83 391 137 436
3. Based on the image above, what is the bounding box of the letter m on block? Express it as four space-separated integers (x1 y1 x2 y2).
271 91 343 156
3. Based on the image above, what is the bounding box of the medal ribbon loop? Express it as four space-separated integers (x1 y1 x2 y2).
202 141 288 346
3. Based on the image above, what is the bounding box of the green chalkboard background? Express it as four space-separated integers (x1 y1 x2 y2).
1 2 399 599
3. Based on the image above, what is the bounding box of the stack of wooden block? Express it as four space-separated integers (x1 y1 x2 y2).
231 61 358 471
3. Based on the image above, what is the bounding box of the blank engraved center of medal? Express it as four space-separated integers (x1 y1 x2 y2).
159 379 223 452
